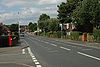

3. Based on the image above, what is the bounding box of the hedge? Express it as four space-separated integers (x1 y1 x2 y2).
57 31 61 38
53 32 57 38
93 29 100 42
70 31 80 41
46 32 50 37
0 35 18 47
0 36 9 47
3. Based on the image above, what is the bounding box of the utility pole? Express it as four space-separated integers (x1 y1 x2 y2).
37 22 39 36
18 12 20 40
59 24 63 39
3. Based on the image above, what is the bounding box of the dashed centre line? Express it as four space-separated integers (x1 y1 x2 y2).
51 44 57 47
60 47 71 51
77 52 100 61
44 42 49 44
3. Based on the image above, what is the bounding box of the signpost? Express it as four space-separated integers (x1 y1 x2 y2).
59 24 63 39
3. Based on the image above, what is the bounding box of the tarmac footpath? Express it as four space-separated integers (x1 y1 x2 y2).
0 39 35 67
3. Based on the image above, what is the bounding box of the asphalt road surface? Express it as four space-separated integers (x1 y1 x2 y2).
24 33 100 67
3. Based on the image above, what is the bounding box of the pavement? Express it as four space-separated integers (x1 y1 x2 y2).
0 38 35 67
25 33 100 67
54 38 100 49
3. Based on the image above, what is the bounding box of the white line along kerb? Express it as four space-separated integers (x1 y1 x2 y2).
24 40 42 67
77 52 100 61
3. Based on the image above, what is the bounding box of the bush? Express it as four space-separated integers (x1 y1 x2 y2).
57 31 61 38
0 36 9 47
71 31 80 41
46 32 50 37
93 30 100 42
53 32 58 38
0 35 19 47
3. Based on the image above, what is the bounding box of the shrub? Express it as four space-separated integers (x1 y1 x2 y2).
53 32 58 38
0 36 9 47
71 31 80 41
46 32 50 37
93 30 100 42
57 31 61 38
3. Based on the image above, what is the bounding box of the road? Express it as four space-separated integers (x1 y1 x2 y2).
24 33 100 67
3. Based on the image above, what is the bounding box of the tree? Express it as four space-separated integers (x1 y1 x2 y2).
9 24 18 32
28 23 37 32
48 18 60 32
73 0 100 32
28 22 33 26
57 0 82 23
0 25 4 35
38 14 50 30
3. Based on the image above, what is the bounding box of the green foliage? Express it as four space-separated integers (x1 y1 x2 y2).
46 32 50 37
0 36 9 47
53 32 58 38
28 23 37 32
93 29 100 42
73 0 100 32
57 31 61 38
48 18 60 31
38 14 50 30
28 22 33 26
52 31 61 38
0 25 3 35
9 24 18 32
71 31 80 40
57 0 81 23
0 36 9 39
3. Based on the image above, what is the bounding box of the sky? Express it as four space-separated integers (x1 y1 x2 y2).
0 0 66 25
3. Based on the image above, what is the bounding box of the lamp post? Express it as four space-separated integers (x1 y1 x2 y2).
18 12 20 40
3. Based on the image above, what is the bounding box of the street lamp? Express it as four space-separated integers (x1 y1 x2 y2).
18 12 20 40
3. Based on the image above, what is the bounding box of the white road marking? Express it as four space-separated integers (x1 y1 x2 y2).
60 47 71 51
22 49 25 54
51 44 57 47
37 65 42 67
24 40 42 67
34 59 38 62
35 62 40 65
77 52 100 61
44 42 49 44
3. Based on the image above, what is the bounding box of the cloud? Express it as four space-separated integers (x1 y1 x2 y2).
1 0 37 7
0 0 66 25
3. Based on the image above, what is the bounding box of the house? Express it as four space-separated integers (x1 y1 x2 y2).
64 23 75 35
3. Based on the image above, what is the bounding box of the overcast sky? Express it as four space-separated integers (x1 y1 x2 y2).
0 0 66 25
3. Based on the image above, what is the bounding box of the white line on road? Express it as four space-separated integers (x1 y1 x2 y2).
37 65 42 67
60 47 71 51
77 52 100 61
24 40 42 67
22 49 25 54
44 42 49 44
51 44 57 47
